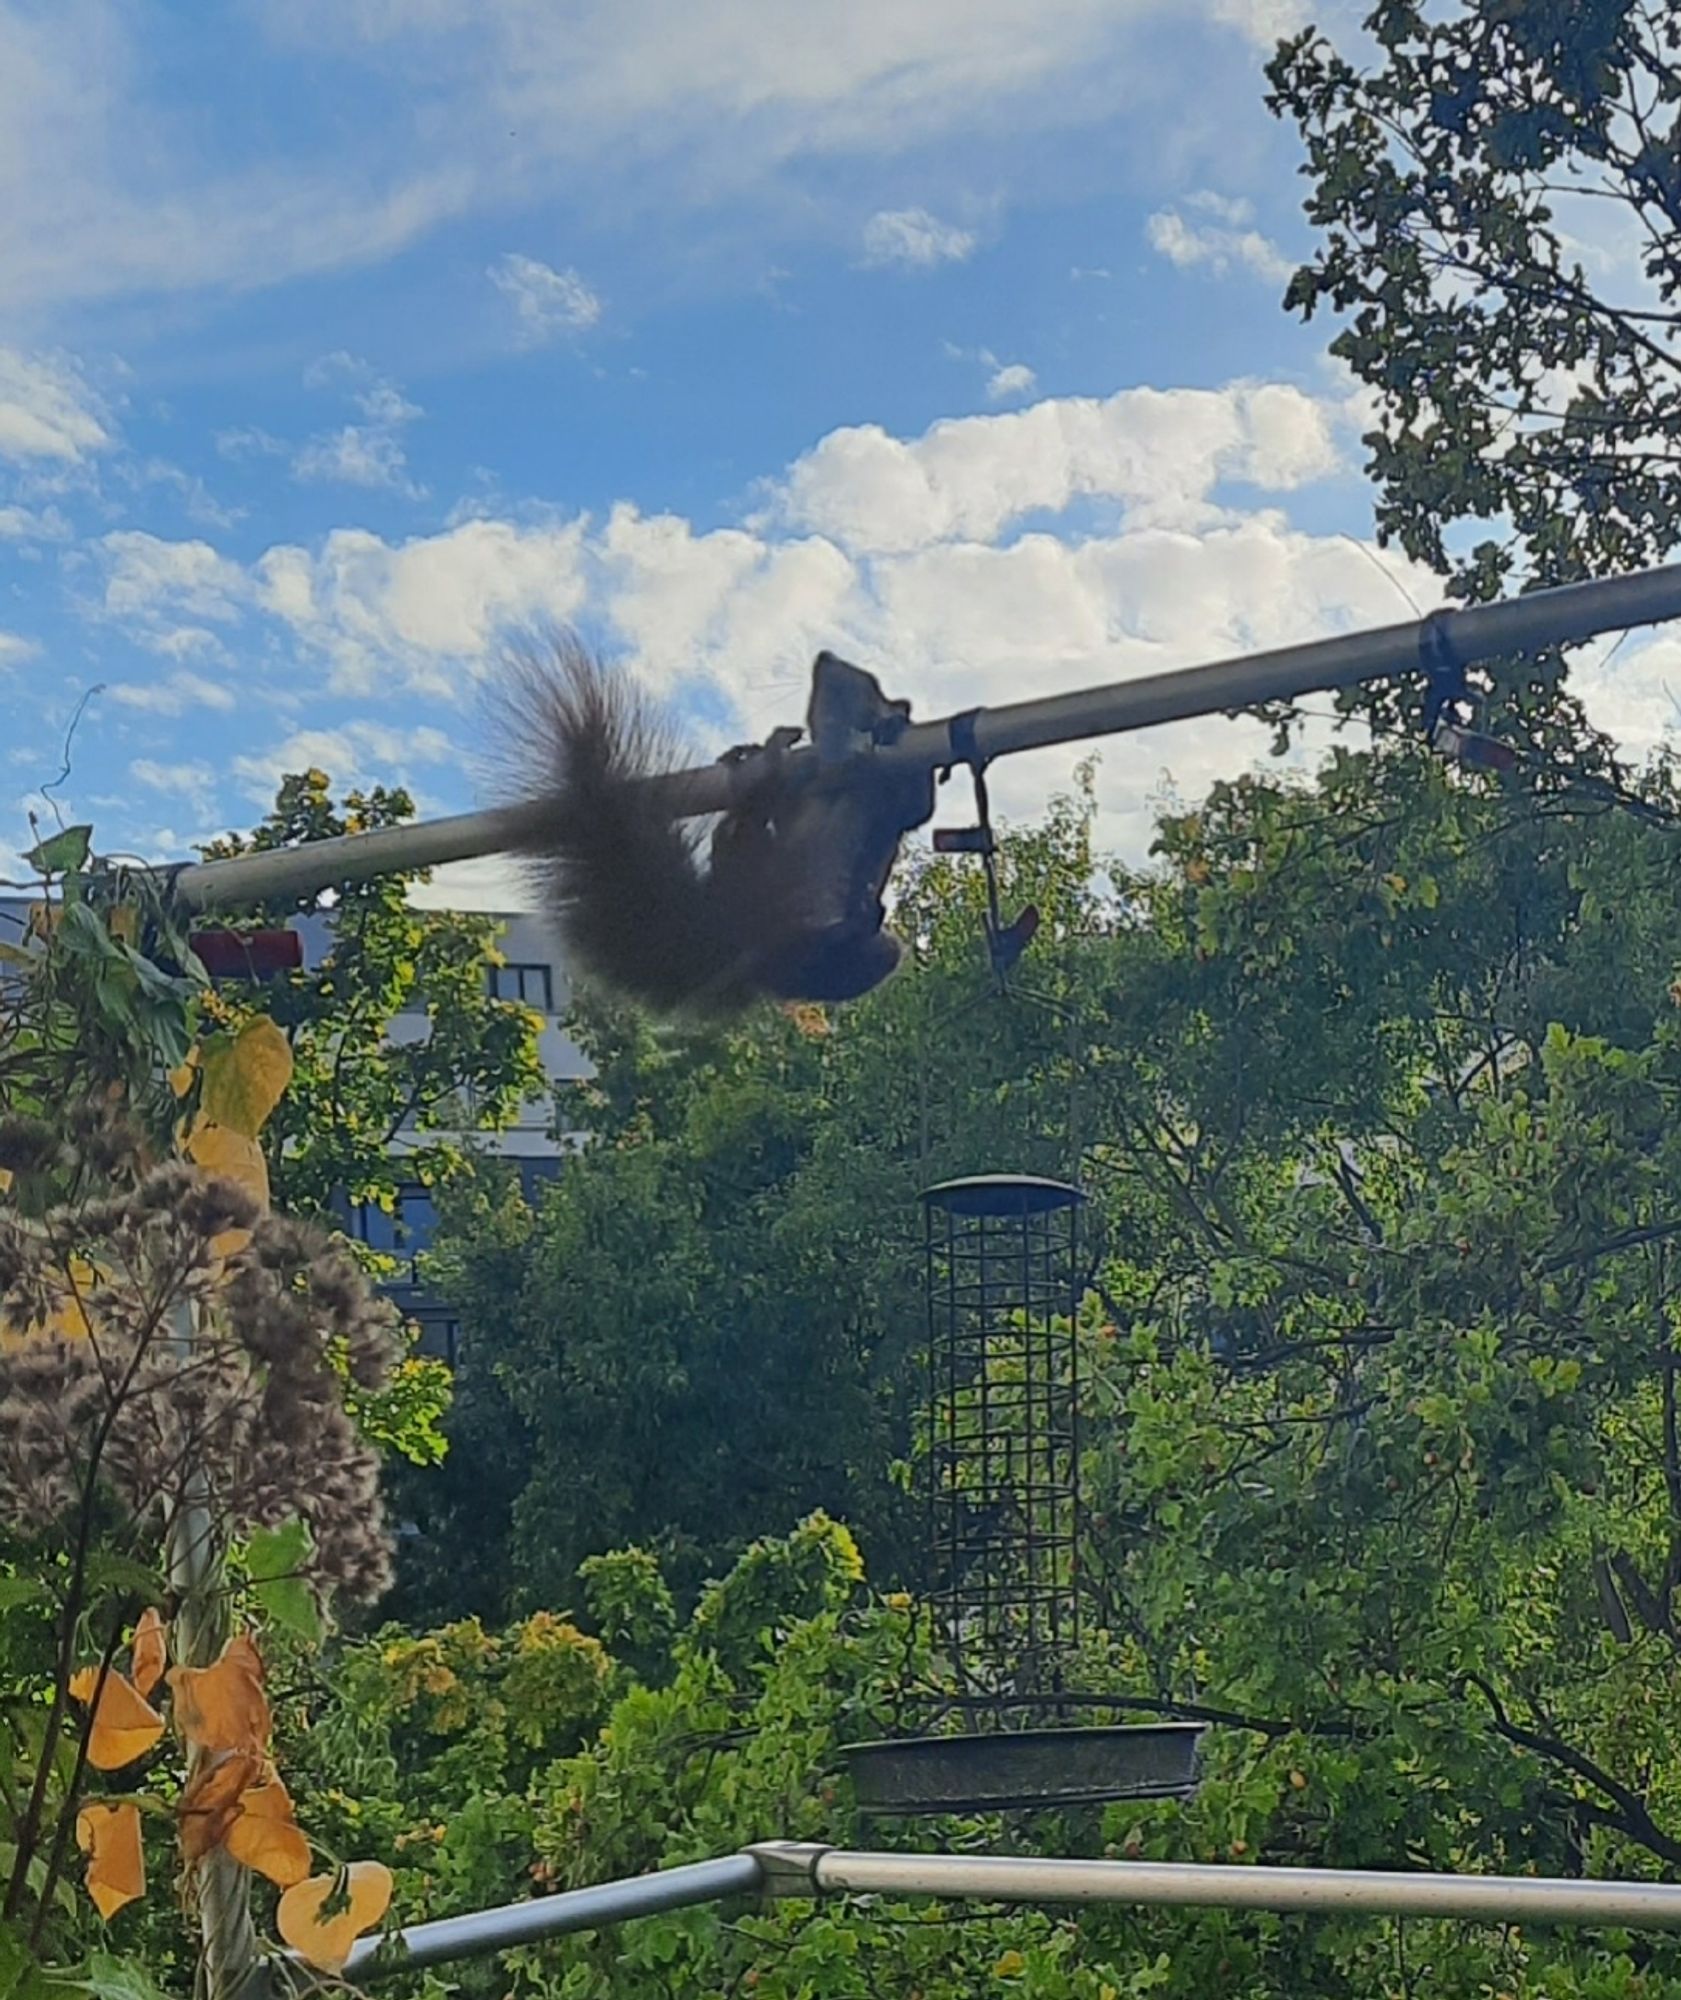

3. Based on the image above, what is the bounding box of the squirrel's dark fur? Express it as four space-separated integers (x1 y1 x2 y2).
493 637 931 1020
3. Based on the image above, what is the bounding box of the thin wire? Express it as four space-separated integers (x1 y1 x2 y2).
37 684 107 828
1339 534 1425 618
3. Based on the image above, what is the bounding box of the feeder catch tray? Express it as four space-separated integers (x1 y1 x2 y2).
842 1722 1204 1817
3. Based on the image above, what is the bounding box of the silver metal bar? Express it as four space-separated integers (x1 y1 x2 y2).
800 1847 1681 1928
344 1853 766 1976
169 560 1681 915
344 1840 1681 1981
883 560 1681 769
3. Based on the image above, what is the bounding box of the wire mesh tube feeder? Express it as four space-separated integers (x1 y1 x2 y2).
842 1175 1201 1816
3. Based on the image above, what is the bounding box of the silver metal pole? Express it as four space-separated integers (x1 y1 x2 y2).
343 1854 766 1976
168 560 1681 916
787 1846 1681 1929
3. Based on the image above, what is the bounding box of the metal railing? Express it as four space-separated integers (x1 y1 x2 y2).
344 1842 1681 1976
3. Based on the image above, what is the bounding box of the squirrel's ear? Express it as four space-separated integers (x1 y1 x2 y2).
807 653 909 761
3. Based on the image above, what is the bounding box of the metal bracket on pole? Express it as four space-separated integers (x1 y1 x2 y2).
742 1842 832 1898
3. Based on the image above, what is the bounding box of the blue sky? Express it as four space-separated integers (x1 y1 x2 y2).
2 0 1669 905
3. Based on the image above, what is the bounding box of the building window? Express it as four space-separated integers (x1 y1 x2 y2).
414 1316 462 1369
351 1184 439 1258
487 962 554 1011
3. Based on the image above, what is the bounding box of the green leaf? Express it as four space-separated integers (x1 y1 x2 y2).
22 827 91 878
0 1578 45 1614
79 1556 163 1606
75 1956 173 2000
246 1519 322 1644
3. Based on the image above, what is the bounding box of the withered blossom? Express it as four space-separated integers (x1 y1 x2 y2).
0 1160 402 1607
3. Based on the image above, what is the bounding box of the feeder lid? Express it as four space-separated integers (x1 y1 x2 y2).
922 1174 1085 1217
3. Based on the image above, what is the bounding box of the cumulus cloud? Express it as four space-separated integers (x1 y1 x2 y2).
250 516 591 695
99 536 246 628
77 370 1458 870
861 208 977 269
1146 193 1294 284
765 380 1348 555
0 631 40 667
489 253 603 345
0 347 110 461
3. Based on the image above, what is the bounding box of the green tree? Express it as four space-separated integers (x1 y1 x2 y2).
402 782 1107 1619
1266 0 1681 744
194 770 548 1227
372 737 1681 1997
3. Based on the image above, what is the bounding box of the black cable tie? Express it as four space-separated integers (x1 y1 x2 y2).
1419 609 1466 740
945 708 986 776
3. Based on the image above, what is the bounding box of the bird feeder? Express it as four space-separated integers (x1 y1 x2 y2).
842 1174 1201 1816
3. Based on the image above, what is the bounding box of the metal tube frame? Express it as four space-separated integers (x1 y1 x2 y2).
342 1842 1681 1976
170 561 1681 915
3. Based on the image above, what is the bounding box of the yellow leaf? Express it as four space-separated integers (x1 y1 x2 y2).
183 1119 269 1257
179 1750 264 1863
168 1049 200 1099
201 1019 293 1140
225 1777 311 1888
106 906 139 947
131 1609 167 1700
184 1120 270 1206
170 1632 271 1758
278 1862 394 1973
77 1801 145 1919
993 1949 1026 1977
67 1668 166 1771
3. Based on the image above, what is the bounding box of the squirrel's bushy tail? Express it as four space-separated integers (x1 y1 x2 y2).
489 637 765 1017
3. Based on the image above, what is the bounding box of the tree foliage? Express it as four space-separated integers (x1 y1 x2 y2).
364 730 1681 1996
397 783 1107 1618
194 770 548 1227
1266 0 1681 742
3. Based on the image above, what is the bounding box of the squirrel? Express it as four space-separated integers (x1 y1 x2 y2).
491 635 936 1020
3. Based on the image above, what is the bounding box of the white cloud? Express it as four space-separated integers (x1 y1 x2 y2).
108 668 237 715
0 1 471 315
293 426 418 492
407 852 536 913
0 347 109 461
766 380 1348 555
0 503 69 540
99 532 248 626
253 516 591 695
130 756 218 818
0 631 40 667
489 253 603 345
67 370 1464 875
1146 202 1294 284
293 355 425 495
231 720 457 804
215 426 288 461
1208 0 1312 41
986 362 1037 402
6 0 1296 315
861 208 977 269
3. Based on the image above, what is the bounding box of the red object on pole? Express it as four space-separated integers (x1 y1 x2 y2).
188 928 303 979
